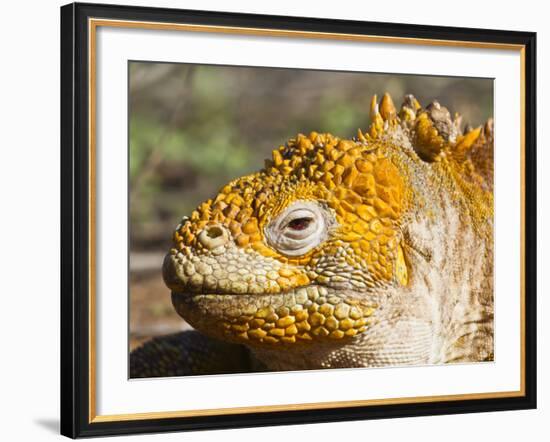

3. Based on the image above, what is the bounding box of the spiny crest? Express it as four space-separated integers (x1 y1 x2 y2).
367 92 493 166
264 91 493 180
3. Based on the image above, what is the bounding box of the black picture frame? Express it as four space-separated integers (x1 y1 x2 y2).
60 2 537 438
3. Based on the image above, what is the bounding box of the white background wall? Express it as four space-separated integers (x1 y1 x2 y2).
0 0 546 440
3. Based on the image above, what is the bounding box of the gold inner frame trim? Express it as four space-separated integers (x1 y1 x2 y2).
87 17 527 424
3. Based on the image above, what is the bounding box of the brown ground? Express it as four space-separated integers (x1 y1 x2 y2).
129 252 190 351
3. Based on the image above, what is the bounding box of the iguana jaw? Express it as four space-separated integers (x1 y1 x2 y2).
170 286 377 347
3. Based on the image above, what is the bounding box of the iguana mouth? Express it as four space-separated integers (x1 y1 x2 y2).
171 286 376 346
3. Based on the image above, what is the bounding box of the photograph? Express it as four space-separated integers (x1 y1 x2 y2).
128 63 495 378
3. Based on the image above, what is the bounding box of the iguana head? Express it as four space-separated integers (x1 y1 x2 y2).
163 93 493 361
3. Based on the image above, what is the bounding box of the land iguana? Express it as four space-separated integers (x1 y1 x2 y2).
130 93 494 377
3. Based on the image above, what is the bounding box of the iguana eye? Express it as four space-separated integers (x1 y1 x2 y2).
265 201 335 256
286 217 312 231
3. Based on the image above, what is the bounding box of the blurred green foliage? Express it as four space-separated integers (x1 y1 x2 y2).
129 62 493 250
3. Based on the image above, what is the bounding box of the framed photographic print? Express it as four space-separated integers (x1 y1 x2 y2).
60 2 537 438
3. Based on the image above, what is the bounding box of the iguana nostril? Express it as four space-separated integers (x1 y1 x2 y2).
198 224 228 249
206 225 223 239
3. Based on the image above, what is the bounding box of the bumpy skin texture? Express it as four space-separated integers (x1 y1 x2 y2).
130 93 494 377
